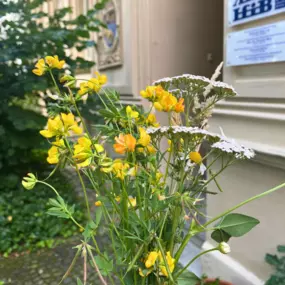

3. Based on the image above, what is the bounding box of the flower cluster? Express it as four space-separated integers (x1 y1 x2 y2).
78 71 107 96
140 251 175 277
23 57 265 285
140 85 184 113
32 55 65 76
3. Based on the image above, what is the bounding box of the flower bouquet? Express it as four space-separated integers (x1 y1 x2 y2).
22 56 285 285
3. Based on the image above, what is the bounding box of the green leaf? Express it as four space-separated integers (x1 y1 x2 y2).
177 270 200 285
99 109 116 119
216 213 260 237
211 229 231 243
95 206 103 227
277 245 285 253
94 255 113 276
265 254 280 266
77 278 83 285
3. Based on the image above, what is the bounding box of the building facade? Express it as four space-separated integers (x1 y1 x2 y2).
48 0 285 283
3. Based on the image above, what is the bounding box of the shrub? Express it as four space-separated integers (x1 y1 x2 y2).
0 173 85 256
0 0 106 189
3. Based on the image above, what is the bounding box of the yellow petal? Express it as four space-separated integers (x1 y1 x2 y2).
61 113 75 127
95 144 104 153
70 125 83 135
39 130 54 138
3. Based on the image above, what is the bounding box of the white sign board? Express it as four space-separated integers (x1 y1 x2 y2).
229 0 285 26
227 21 285 66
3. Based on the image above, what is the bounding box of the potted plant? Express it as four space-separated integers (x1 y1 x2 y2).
22 58 285 284
265 245 285 285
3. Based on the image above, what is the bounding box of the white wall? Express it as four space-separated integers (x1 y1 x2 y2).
202 0 285 282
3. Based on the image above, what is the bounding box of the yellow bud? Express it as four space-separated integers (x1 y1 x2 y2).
95 201 102 207
189 152 202 164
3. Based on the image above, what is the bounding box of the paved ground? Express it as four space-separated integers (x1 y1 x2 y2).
0 235 114 285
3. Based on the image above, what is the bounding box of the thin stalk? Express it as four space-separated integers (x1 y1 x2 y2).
86 245 108 285
37 180 60 196
175 247 218 278
58 245 83 285
49 69 62 96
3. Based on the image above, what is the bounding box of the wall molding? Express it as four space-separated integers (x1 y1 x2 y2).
213 97 285 122
201 241 264 285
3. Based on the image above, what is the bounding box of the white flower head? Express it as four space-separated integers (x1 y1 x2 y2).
212 138 255 159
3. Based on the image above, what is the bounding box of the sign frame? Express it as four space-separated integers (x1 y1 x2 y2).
228 0 285 27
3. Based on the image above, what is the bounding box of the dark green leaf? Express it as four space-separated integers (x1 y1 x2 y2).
265 254 280 266
277 245 285 253
211 229 231 243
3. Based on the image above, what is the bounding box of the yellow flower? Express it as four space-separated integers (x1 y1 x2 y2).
112 159 130 180
174 98 185 113
140 85 164 101
7 216 13 222
158 251 175 277
145 251 159 268
95 201 102 207
47 139 65 164
153 102 163 111
88 78 101 93
45 55 65 69
167 139 172 152
159 92 177 112
40 113 82 139
146 145 156 154
146 114 159 127
73 137 104 168
156 171 163 181
126 106 139 119
189 151 202 164
77 72 107 96
113 134 136 154
139 268 151 277
22 173 37 190
115 196 121 203
95 71 108 85
32 58 46 76
138 127 151 147
128 196 137 208
78 82 90 96
140 86 156 100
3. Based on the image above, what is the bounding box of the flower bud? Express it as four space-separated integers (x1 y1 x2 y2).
22 173 37 190
60 74 75 83
218 242 231 254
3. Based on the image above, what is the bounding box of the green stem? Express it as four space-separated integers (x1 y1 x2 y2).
204 181 285 227
175 247 218 278
37 180 60 196
174 232 193 263
75 166 91 221
49 70 61 96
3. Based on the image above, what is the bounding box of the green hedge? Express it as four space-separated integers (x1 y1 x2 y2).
0 173 85 256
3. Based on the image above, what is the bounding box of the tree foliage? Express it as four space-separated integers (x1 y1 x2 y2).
0 0 107 188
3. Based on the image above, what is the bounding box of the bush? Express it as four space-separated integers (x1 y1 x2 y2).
0 173 85 256
0 0 106 189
